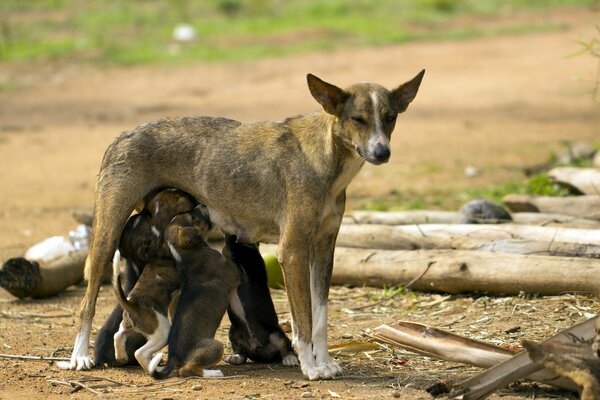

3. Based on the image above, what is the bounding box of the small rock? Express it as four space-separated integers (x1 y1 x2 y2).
392 390 402 398
301 391 313 398
464 166 481 178
191 384 203 391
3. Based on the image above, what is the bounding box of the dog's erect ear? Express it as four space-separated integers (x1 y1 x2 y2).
392 69 425 113
307 74 349 115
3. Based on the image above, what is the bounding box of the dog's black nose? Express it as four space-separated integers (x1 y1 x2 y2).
374 146 390 163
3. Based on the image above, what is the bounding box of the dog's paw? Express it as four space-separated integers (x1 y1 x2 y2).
282 353 299 367
224 354 247 365
303 362 342 380
57 355 94 370
203 369 224 378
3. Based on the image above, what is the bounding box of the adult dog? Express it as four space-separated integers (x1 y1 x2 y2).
64 71 425 379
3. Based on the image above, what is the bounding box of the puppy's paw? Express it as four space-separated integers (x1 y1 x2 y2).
224 354 247 365
282 353 299 367
148 352 163 374
203 369 224 378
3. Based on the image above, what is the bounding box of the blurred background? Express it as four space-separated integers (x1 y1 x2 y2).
0 0 599 252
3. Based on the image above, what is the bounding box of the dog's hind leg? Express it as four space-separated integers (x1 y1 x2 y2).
62 173 153 370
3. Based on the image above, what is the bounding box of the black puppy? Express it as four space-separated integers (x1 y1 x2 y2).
151 205 239 378
223 235 298 366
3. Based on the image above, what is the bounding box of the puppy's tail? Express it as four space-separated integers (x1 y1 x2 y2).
151 339 224 380
112 251 135 315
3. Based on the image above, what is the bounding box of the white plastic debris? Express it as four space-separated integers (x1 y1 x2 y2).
68 224 91 252
25 236 76 263
173 24 197 42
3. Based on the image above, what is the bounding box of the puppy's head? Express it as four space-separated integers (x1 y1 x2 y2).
120 211 158 263
146 189 197 235
165 205 212 250
307 70 425 165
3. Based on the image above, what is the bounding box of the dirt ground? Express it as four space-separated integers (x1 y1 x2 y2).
1 7 600 400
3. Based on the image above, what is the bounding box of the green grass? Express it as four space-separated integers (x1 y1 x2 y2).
357 171 573 211
0 0 597 65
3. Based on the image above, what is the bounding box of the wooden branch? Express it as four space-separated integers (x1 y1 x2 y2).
549 167 600 195
449 316 598 400
523 340 600 400
328 248 600 295
0 252 86 298
259 244 600 294
335 224 600 257
343 210 458 225
371 322 577 391
343 210 600 229
503 194 600 218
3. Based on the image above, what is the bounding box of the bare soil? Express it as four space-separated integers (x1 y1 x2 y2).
1 8 599 400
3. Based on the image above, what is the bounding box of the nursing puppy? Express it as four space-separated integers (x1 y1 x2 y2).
112 212 179 372
94 189 196 367
151 205 239 378
224 235 297 366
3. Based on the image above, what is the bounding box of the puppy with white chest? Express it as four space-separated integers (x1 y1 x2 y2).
151 205 240 378
112 211 179 372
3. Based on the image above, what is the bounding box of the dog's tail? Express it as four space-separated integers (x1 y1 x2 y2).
151 339 224 379
112 251 136 315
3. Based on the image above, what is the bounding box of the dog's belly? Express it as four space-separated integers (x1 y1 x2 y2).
207 206 279 244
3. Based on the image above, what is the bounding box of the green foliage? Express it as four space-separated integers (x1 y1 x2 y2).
0 0 596 65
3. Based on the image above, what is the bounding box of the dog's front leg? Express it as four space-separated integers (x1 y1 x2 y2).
309 195 345 378
278 229 316 380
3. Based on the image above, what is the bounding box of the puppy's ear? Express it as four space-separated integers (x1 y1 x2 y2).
307 74 349 116
177 226 200 248
391 69 425 113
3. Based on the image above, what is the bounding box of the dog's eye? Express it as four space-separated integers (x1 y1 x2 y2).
385 115 397 123
351 116 366 125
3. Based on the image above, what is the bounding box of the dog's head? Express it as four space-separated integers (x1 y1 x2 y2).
165 204 212 250
307 70 425 165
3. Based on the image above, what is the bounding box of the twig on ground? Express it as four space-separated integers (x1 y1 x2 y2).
0 352 69 362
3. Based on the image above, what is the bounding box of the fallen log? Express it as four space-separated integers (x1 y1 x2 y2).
0 251 86 298
503 194 600 219
330 248 599 294
548 167 600 195
449 316 598 399
371 322 576 392
343 210 458 225
259 245 600 294
342 210 600 229
337 223 600 249
335 224 600 258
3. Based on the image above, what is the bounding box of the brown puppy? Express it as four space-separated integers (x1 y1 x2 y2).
112 212 179 372
66 71 425 379
111 189 194 369
150 205 239 378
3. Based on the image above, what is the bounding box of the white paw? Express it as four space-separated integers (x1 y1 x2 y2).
148 352 163 374
224 354 247 365
282 353 299 367
303 362 342 380
203 369 224 378
57 355 94 370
